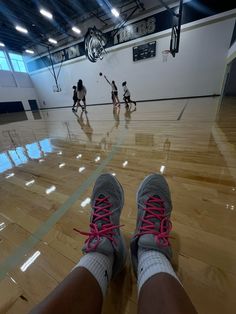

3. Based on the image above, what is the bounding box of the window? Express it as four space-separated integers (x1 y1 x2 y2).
9 53 27 72
0 51 10 71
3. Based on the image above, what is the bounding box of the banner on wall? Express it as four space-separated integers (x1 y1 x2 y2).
26 0 235 72
84 26 107 63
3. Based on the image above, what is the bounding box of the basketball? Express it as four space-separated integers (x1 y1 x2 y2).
99 72 103 76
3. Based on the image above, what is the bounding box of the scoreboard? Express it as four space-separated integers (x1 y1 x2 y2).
133 41 156 62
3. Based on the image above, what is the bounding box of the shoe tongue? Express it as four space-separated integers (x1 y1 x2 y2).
92 237 114 255
138 234 157 250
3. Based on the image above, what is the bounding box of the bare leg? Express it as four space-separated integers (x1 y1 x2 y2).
30 267 102 314
138 273 197 314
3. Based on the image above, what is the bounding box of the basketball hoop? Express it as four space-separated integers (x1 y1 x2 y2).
162 50 170 62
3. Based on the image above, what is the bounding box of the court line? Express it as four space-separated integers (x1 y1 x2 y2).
0 130 125 280
177 101 188 121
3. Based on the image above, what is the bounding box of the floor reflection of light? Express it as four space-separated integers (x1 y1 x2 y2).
20 251 41 272
232 188 235 191
40 139 53 154
5 172 15 179
59 162 66 168
26 142 42 159
122 161 128 167
0 222 6 231
231 205 234 211
39 159 45 163
25 179 35 186
9 148 27 166
57 151 62 155
81 197 91 208
94 156 101 162
79 166 85 173
46 185 56 194
160 165 165 174
0 153 13 173
10 277 17 284
76 154 82 159
112 173 116 176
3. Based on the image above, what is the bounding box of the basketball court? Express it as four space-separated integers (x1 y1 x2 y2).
0 1 236 313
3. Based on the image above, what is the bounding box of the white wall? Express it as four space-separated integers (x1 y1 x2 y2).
29 17 235 108
0 71 39 110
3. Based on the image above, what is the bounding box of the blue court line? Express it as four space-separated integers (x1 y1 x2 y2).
0 130 125 280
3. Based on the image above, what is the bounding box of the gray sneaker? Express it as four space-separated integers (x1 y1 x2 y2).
130 173 173 276
74 173 127 277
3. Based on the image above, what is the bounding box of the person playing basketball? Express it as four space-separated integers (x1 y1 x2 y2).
77 79 87 113
122 81 136 109
72 86 78 111
104 75 120 108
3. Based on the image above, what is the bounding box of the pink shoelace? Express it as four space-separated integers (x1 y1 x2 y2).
74 196 121 253
136 195 172 247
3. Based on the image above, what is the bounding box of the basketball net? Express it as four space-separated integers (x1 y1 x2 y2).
162 50 170 62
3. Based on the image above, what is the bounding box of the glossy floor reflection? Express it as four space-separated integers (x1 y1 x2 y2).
0 97 236 314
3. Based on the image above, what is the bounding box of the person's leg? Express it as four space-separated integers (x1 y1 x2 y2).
131 98 136 107
30 174 127 314
131 174 197 314
82 97 87 112
72 99 77 110
124 97 129 108
30 267 103 314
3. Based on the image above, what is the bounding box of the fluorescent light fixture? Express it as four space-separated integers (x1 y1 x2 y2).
79 166 85 173
25 179 35 186
0 42 5 47
122 161 128 167
25 49 34 54
81 197 91 208
59 162 65 168
46 185 56 194
72 26 81 34
0 222 6 231
20 251 41 272
5 172 15 179
15 25 28 34
40 8 53 19
160 165 165 174
76 154 82 159
48 38 57 44
111 8 119 17
94 156 101 162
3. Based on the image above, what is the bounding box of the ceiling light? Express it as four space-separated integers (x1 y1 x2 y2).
48 38 57 44
25 49 34 54
72 26 81 34
40 8 53 19
111 8 119 17
16 25 28 34
0 42 5 47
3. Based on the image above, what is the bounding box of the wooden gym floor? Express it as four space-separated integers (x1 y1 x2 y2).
0 96 235 314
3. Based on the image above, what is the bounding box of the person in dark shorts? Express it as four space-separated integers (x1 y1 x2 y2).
122 81 136 109
104 76 120 107
77 79 87 113
72 86 78 111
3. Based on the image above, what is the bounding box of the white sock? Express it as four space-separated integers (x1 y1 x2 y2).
138 248 180 294
74 252 114 297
